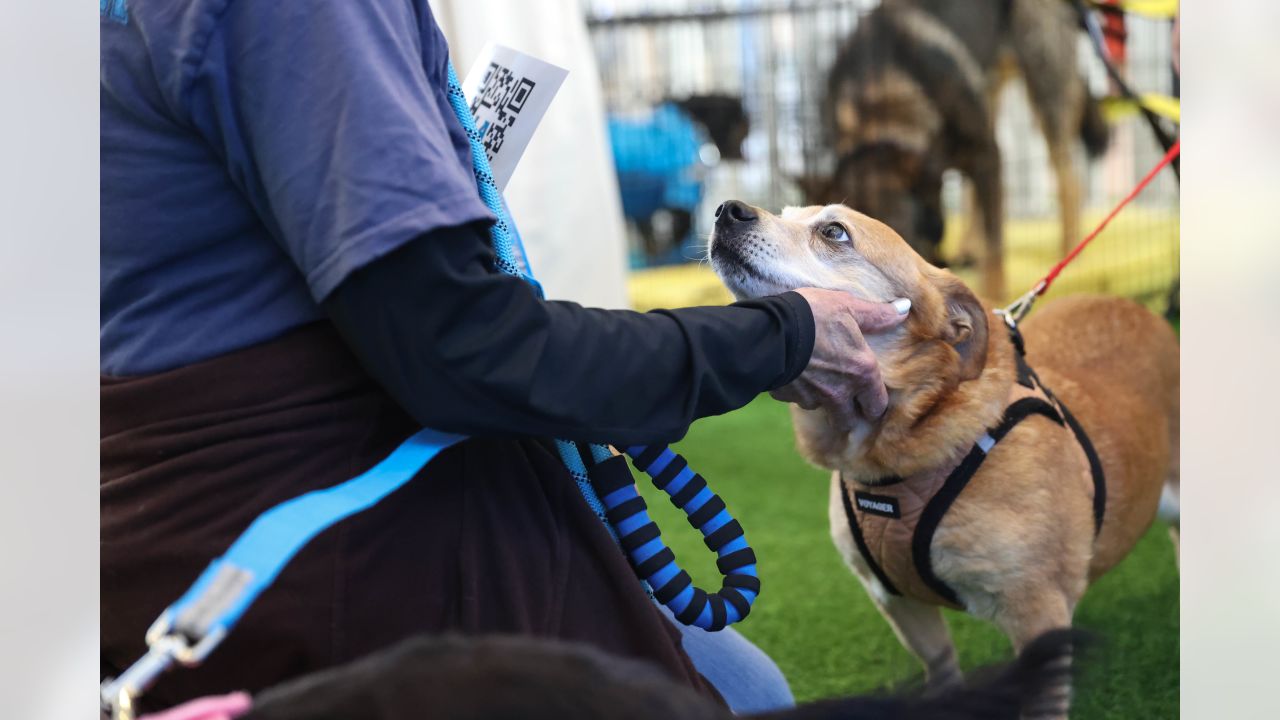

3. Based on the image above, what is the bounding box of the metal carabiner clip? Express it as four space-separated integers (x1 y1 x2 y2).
101 612 226 720
993 280 1046 331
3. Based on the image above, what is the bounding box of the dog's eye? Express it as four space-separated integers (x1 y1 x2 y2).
820 223 851 243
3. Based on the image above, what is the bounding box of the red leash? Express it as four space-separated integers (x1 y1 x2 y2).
998 140 1180 325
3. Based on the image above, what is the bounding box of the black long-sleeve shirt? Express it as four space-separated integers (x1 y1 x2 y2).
323 222 815 446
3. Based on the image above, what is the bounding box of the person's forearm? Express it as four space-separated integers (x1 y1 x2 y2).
322 222 814 445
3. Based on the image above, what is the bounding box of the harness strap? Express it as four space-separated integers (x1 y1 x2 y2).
1060 403 1107 535
912 397 1065 607
839 324 1111 610
1011 329 1107 535
838 476 902 597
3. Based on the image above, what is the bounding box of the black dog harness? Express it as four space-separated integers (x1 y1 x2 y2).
840 327 1106 608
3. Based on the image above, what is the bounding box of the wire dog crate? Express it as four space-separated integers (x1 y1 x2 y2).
585 0 1179 312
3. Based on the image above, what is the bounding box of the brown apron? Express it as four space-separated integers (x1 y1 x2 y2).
101 322 717 712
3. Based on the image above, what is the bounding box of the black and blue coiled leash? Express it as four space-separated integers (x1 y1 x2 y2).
101 62 759 719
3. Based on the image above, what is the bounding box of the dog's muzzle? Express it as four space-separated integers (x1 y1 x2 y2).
708 200 778 299
709 200 758 267
715 199 758 226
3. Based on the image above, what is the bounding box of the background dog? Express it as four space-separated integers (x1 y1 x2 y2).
708 200 1178 719
609 94 750 263
241 631 1076 720
805 0 1110 301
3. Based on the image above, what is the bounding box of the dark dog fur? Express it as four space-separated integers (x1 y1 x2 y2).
244 631 1078 720
626 94 750 262
803 0 1109 300
677 94 751 162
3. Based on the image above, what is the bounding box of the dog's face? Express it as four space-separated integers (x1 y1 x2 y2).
708 200 987 383
708 199 992 473
709 200 904 303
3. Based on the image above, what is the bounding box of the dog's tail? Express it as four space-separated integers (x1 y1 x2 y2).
757 630 1080 720
1080 90 1111 159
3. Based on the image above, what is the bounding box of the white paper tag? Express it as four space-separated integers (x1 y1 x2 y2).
461 44 569 191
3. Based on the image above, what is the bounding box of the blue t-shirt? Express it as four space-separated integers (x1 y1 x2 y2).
100 0 494 375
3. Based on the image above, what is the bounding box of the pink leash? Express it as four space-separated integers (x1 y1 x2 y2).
137 692 251 720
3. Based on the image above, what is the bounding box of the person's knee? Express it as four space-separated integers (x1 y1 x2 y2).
661 604 794 713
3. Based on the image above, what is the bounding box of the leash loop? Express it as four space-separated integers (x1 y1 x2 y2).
608 445 760 630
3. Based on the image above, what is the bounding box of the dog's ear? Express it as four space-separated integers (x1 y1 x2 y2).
937 276 988 381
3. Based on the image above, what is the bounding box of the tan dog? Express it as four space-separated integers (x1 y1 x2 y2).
707 200 1178 718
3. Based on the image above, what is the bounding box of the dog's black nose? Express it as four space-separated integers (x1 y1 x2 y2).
715 200 758 226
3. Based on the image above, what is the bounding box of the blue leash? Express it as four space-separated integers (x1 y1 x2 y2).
102 60 759 720
445 64 758 626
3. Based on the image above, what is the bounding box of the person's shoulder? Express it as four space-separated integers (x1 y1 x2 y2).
104 0 423 106
101 0 230 47
101 0 237 106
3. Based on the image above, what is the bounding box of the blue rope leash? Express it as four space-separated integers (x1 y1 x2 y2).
443 64 614 531
606 445 760 630
444 64 760 628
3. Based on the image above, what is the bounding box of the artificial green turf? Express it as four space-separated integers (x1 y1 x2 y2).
634 395 1179 717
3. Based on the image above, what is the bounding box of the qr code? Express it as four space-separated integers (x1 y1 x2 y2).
469 62 537 161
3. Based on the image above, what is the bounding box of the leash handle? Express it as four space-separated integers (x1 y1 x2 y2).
585 446 759 631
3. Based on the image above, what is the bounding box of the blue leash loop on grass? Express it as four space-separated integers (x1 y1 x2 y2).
605 446 760 630
104 58 758 720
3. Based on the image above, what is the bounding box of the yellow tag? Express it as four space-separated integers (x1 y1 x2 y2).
1093 0 1178 19
1101 93 1180 124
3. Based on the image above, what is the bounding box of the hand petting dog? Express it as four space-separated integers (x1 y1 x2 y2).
777 288 910 431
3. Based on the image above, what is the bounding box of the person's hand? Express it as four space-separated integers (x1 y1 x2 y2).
773 288 911 431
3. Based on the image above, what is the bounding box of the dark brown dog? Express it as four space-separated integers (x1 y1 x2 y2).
242 632 1076 720
804 0 1110 300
